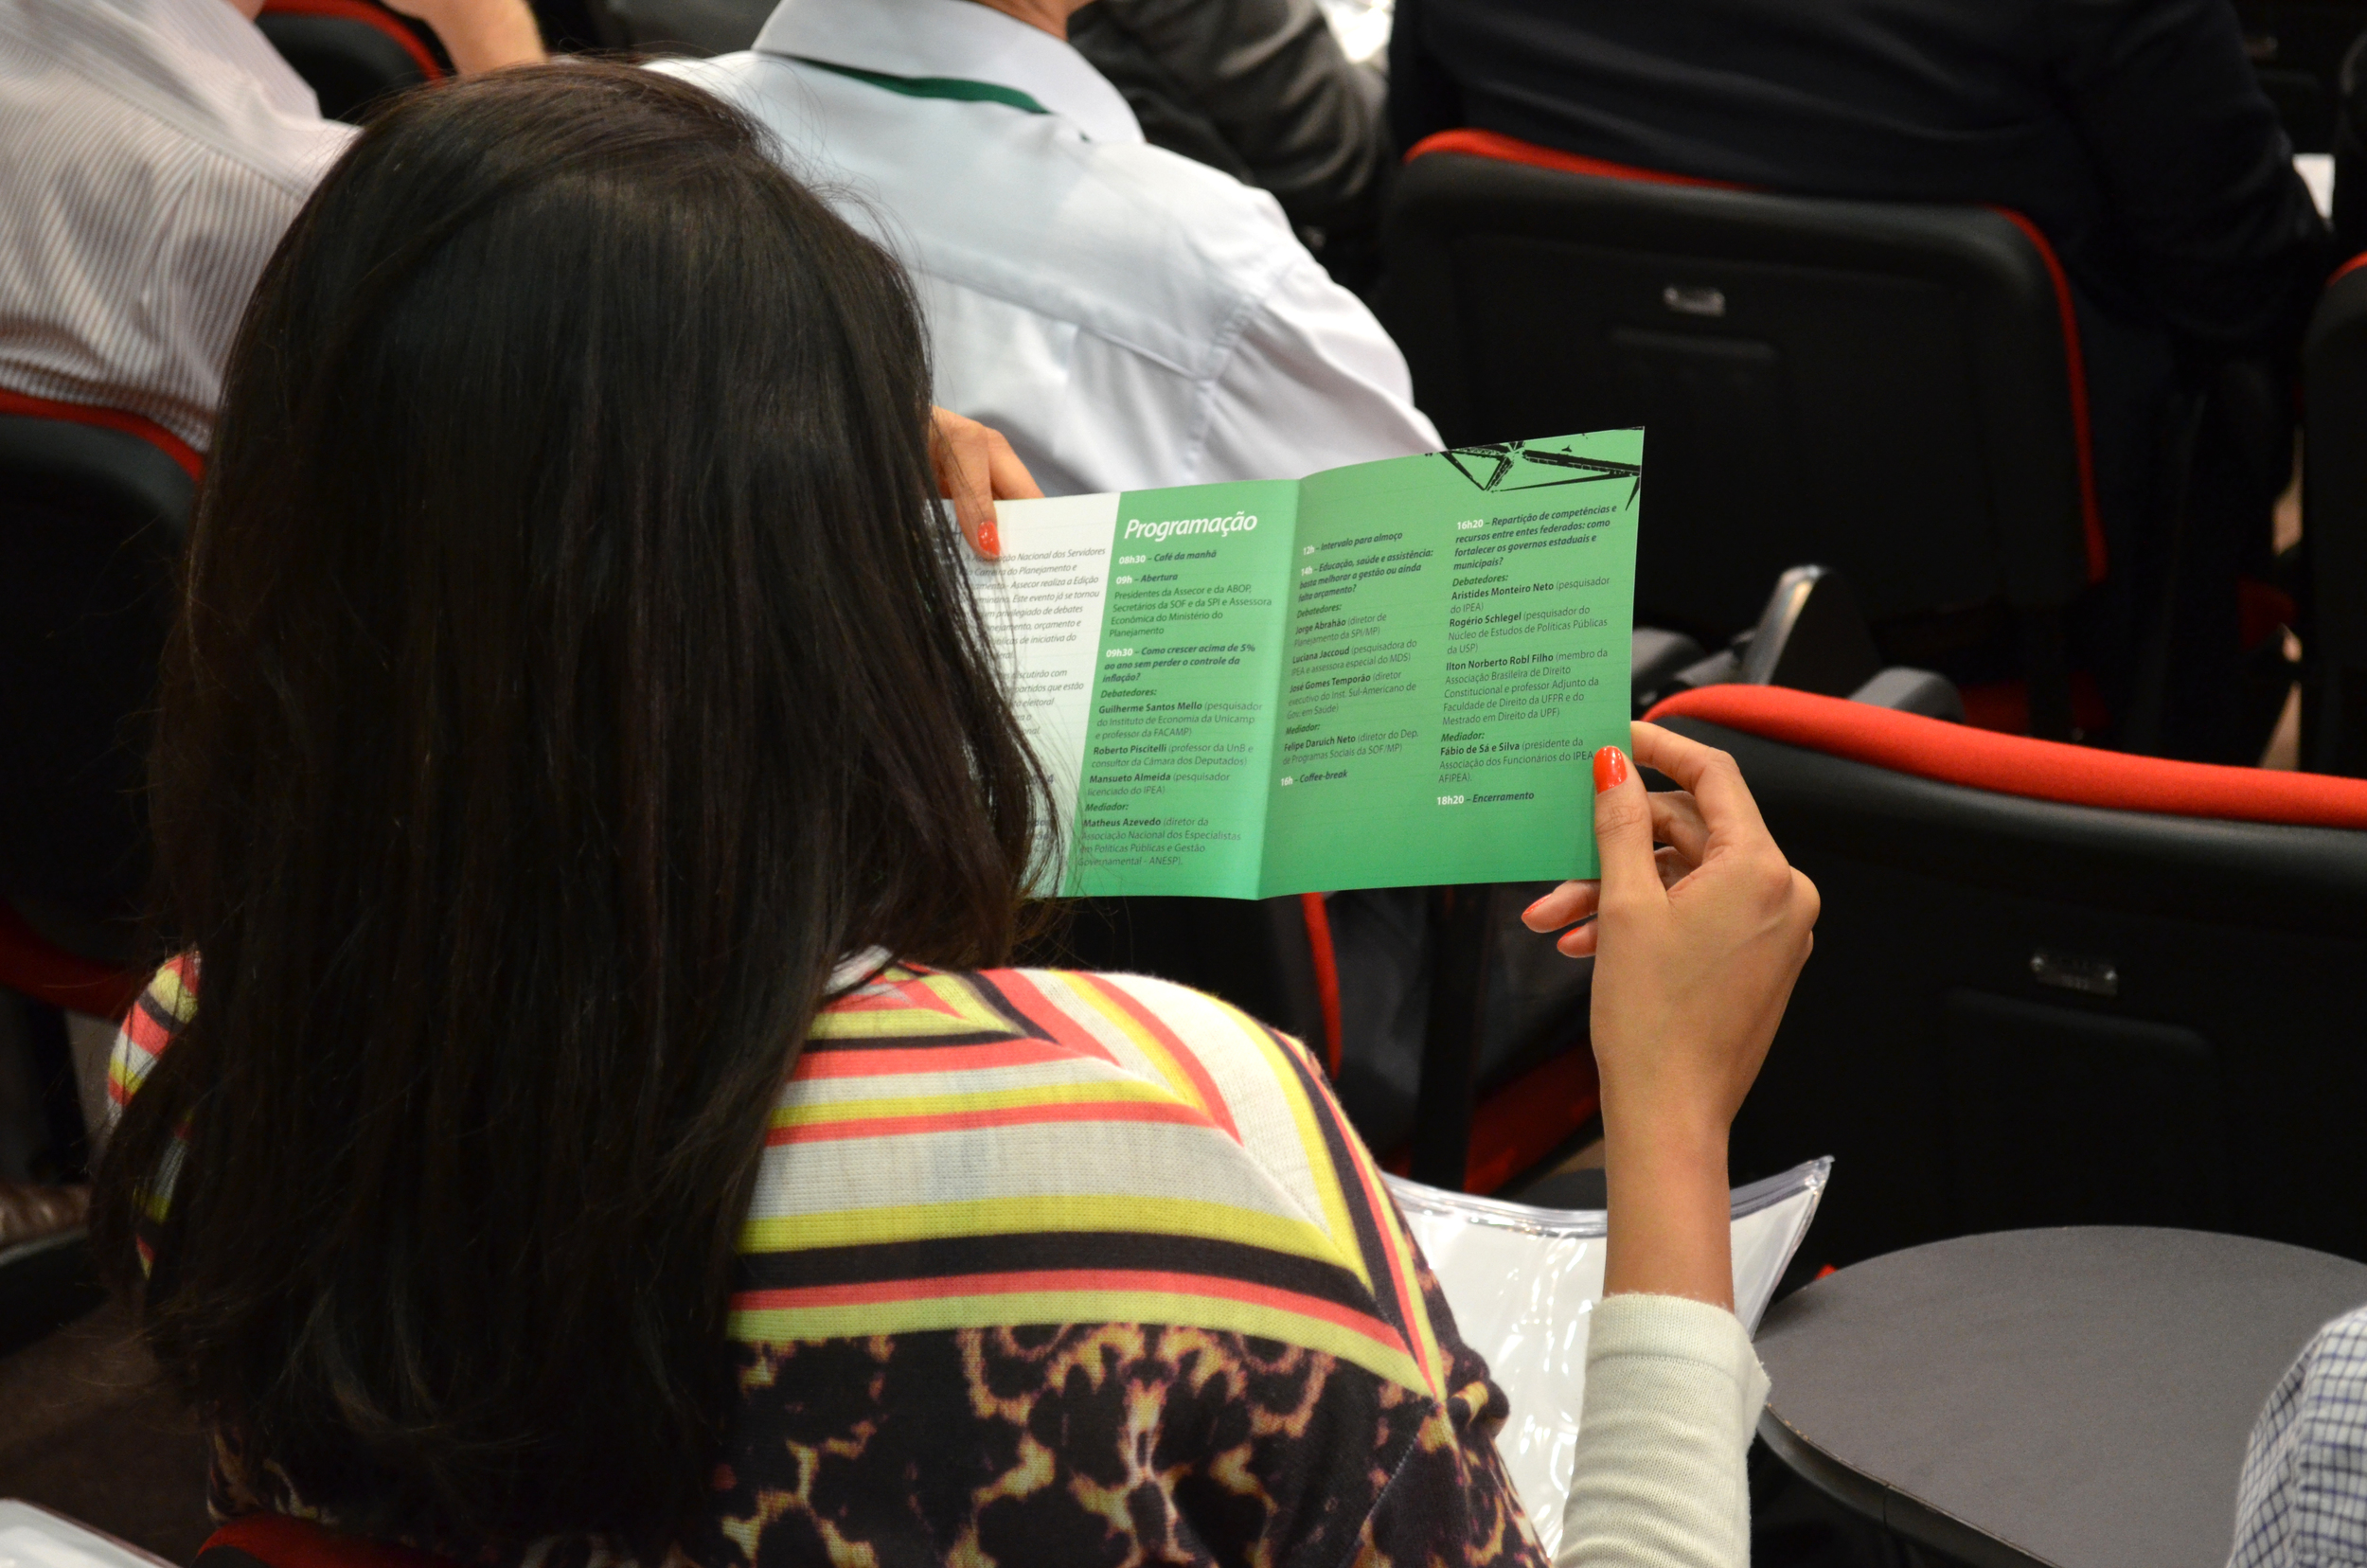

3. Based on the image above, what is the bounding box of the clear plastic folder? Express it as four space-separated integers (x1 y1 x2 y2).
1387 1157 1832 1556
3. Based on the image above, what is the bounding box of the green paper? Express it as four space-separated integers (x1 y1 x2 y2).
966 431 1642 898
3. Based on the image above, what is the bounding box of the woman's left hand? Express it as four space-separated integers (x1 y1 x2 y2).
932 408 1041 560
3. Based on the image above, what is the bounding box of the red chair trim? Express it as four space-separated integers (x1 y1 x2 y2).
1382 1046 1601 1196
1402 128 2107 585
1986 207 2107 583
201 1516 460 1568
1298 891 1344 1078
1645 684 2367 829
0 900 148 1021
2332 251 2367 288
258 0 446 80
1405 128 1739 189
0 386 203 483
1460 1046 1599 1195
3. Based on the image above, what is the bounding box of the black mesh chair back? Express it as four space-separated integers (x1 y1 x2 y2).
1375 134 2100 696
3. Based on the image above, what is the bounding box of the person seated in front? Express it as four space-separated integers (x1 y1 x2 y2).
650 0 1438 497
94 62 1820 1568
1391 0 2335 761
0 0 546 452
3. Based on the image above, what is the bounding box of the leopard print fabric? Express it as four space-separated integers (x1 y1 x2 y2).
686 1267 1542 1568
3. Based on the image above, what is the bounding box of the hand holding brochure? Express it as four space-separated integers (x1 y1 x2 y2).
968 431 1642 898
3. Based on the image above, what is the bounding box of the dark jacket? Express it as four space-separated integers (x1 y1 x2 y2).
1071 0 1392 284
1390 0 2331 364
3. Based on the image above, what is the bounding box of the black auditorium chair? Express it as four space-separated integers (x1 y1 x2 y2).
0 389 189 1147
257 0 444 123
1375 129 2100 739
1645 681 2367 1270
197 1511 456 1568
0 390 192 948
580 0 769 55
2305 252 2367 772
0 391 178 1348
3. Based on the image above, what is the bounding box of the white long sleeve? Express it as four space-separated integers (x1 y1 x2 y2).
1557 1293 1771 1568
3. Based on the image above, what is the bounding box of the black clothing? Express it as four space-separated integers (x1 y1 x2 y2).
2340 29 2367 260
1392 0 2333 758
1071 0 1393 288
1390 0 2330 361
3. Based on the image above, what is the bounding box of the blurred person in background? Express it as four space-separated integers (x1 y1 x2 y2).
1068 0 1395 293
0 0 545 452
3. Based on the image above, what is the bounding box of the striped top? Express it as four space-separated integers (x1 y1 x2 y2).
113 957 1549 1568
0 0 354 451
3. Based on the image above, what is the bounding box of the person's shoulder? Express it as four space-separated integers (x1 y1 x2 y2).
758 965 1450 1397
1 0 351 202
1047 130 1308 292
659 52 1308 364
810 962 1317 1095
798 962 1351 1209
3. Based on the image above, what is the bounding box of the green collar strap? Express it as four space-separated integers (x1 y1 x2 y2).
790 56 1050 116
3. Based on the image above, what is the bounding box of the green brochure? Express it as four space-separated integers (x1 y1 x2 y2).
969 430 1642 898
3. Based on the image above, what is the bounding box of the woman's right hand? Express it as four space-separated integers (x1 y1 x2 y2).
1522 721 1818 1307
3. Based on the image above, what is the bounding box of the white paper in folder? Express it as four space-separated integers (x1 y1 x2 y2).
0 1503 174 1568
1386 1157 1831 1558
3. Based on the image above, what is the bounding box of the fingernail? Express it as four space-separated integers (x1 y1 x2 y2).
1593 745 1628 793
979 522 1000 557
1522 896 1552 923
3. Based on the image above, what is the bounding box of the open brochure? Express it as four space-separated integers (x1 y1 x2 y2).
969 431 1643 898
1389 1159 1832 1558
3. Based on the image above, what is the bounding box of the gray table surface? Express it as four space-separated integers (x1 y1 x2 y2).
1755 1227 2367 1568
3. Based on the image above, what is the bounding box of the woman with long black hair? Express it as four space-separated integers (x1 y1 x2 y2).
96 62 1817 1568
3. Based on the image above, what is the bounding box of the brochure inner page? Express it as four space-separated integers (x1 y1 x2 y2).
1259 433 1643 894
973 482 1298 898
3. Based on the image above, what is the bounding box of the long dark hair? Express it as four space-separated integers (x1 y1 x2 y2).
93 62 1044 1555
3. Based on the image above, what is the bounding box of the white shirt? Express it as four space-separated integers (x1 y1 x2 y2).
0 0 354 451
656 0 1441 495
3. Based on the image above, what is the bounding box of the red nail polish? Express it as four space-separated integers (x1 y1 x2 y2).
1593 745 1628 793
979 523 1000 556
1522 896 1551 921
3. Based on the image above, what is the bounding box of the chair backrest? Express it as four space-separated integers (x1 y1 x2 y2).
1643 683 2367 1269
257 0 443 124
581 0 770 55
197 1513 460 1568
0 392 197 914
2340 32 2367 257
1375 132 2101 645
2305 253 2367 772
